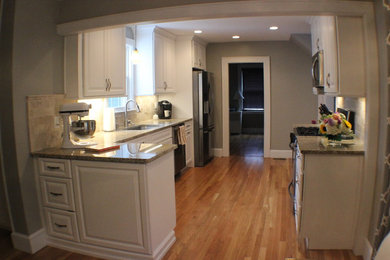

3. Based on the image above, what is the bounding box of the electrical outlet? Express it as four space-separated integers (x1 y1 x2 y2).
54 116 60 128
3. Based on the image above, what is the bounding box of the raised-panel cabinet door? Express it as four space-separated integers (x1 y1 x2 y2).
154 33 165 93
72 161 149 253
83 30 106 97
199 44 206 70
322 16 338 93
105 27 126 96
164 36 176 93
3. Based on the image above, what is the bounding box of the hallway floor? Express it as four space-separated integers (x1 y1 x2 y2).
230 134 264 157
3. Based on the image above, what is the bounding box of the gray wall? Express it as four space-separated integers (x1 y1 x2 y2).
0 0 64 235
207 41 317 150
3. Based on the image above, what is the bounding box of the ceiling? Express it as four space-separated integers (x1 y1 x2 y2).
154 16 311 43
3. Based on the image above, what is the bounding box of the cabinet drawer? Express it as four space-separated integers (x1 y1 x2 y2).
38 158 71 178
44 208 79 242
40 177 75 211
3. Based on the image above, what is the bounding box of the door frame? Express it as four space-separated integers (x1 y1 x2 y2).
222 56 270 157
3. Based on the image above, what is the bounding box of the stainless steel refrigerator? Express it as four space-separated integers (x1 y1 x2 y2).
193 70 214 167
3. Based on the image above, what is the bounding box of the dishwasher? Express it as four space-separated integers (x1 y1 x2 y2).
172 124 186 176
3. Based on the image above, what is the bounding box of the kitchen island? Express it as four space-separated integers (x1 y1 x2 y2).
293 135 364 251
31 119 191 260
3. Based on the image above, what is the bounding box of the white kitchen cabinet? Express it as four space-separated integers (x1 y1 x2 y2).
64 27 126 99
135 26 176 96
185 121 194 167
310 16 365 97
192 37 207 70
72 161 148 253
154 30 176 94
295 147 364 249
35 151 176 259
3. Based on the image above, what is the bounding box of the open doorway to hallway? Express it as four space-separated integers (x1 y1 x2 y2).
229 63 264 157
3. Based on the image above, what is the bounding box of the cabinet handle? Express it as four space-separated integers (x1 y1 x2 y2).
105 79 109 91
164 81 167 91
46 166 60 170
199 59 202 66
49 192 63 197
108 78 112 91
316 38 320 51
54 223 67 228
326 73 331 87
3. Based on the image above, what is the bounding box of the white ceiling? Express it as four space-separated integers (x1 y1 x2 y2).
154 16 311 43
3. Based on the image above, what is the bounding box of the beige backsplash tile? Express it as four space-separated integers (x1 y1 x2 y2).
115 96 158 128
27 94 76 152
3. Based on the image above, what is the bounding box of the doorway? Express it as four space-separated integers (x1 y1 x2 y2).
222 56 271 157
229 63 264 157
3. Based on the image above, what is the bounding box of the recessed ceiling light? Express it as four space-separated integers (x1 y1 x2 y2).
232 35 240 39
269 26 279 30
194 30 202 34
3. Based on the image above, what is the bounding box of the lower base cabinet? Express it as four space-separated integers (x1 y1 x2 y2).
36 151 176 260
295 149 364 250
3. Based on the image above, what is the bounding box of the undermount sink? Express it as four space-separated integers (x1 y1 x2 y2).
124 124 164 131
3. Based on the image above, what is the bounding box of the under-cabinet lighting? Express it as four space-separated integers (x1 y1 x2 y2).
232 35 240 39
269 26 279 30
194 30 203 34
132 48 141 64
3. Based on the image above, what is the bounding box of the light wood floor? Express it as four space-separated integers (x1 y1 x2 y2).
0 156 362 260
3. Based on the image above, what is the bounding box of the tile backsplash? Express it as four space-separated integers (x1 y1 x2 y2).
27 95 159 152
335 97 366 140
27 94 76 152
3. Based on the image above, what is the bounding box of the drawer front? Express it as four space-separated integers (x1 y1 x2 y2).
38 158 71 178
44 208 79 242
40 177 75 211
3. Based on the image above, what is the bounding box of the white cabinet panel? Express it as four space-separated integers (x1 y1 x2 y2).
192 39 207 70
72 161 149 253
44 208 80 242
38 158 71 178
185 121 193 167
105 28 127 96
40 176 75 211
83 30 106 97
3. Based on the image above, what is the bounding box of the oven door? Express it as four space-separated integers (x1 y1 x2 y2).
312 50 324 87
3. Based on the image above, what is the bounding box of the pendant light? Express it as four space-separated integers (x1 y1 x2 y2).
132 25 141 64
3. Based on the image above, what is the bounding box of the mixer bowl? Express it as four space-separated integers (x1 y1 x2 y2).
71 120 96 138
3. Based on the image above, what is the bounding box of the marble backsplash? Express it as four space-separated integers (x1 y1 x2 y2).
27 94 76 152
335 97 366 140
27 95 159 152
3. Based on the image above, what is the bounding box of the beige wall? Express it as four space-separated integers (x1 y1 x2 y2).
207 41 317 150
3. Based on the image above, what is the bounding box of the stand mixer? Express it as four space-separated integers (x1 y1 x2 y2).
59 103 97 148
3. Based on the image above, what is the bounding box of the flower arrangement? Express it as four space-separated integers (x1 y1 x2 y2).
319 112 353 137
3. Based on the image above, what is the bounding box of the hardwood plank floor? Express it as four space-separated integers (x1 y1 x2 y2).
164 156 362 260
0 155 362 260
230 134 264 157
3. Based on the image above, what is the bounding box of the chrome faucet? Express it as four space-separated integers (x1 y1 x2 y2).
124 99 141 128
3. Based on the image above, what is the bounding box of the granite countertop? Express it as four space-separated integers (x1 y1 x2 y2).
297 136 364 155
32 118 191 163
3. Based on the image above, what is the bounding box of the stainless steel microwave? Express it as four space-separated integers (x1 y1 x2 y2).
311 50 324 88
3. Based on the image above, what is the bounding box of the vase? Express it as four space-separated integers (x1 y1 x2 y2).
326 134 342 147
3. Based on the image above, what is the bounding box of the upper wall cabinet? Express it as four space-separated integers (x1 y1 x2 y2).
192 37 207 70
310 16 365 97
135 26 176 96
64 27 126 99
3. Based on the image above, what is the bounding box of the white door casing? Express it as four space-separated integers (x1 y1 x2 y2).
222 56 271 157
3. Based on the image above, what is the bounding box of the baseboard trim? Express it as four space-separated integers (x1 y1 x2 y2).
269 150 292 158
361 238 373 260
11 228 46 254
212 148 223 157
46 231 176 260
